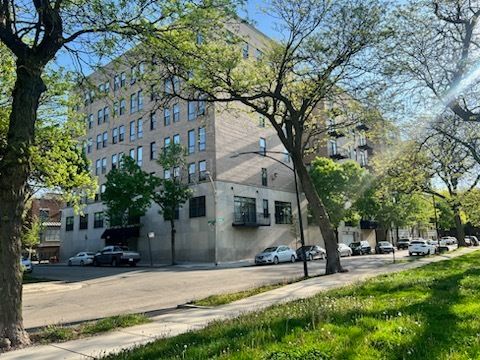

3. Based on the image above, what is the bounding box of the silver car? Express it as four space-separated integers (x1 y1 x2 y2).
68 252 95 266
338 243 352 257
21 257 33 273
255 246 297 265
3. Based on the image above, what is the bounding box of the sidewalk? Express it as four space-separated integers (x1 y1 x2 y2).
3 247 477 360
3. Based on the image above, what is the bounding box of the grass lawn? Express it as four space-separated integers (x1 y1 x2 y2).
106 251 480 360
22 273 54 284
30 314 150 344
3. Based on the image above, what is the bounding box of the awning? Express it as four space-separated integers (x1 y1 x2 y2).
101 226 140 241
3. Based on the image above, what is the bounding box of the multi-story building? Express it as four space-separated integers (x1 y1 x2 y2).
60 22 310 264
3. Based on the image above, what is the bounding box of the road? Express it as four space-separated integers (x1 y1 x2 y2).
24 250 413 329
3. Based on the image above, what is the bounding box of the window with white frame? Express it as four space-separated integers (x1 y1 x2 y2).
137 118 143 139
129 120 136 141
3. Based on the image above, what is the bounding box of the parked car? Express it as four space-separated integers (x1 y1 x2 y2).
68 252 96 266
349 241 371 256
376 241 395 254
255 246 297 265
440 236 457 245
409 239 435 256
93 246 141 267
396 238 410 250
466 236 479 246
338 243 353 257
21 257 33 273
296 245 326 261
464 237 473 246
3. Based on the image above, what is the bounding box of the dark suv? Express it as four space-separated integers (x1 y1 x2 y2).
396 238 410 250
349 241 371 255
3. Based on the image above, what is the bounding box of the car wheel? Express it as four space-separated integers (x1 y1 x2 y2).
309 254 314 261
93 259 99 267
273 256 279 265
80 260 84 266
409 252 413 256
68 260 72 266
111 258 117 267
291 255 296 263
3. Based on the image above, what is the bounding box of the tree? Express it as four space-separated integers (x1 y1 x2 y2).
103 157 160 228
142 0 389 274
309 158 367 238
0 0 235 349
21 217 41 259
153 144 192 265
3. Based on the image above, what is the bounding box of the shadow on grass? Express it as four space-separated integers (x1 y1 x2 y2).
106 252 480 360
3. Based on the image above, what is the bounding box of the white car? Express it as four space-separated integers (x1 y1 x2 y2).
440 236 457 245
68 252 96 266
255 246 297 265
409 239 435 256
21 257 33 273
338 243 352 257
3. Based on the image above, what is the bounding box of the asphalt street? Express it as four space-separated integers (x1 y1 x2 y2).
23 250 416 329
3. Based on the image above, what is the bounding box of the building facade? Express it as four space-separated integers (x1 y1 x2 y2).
60 22 311 264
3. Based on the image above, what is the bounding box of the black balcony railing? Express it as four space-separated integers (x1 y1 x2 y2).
356 123 369 131
358 142 372 150
329 151 348 160
327 129 345 138
360 219 378 229
232 211 271 227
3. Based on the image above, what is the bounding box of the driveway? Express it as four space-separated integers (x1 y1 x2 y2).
23 250 416 329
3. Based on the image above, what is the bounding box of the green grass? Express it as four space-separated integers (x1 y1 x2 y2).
191 278 306 307
30 314 150 344
106 251 480 360
22 273 54 284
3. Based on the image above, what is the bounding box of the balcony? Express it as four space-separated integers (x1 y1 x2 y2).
329 150 349 160
232 211 271 227
327 129 345 138
360 219 378 229
356 123 369 131
357 141 372 150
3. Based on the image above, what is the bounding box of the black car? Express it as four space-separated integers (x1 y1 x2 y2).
296 245 326 261
375 241 395 254
396 238 410 250
349 241 371 256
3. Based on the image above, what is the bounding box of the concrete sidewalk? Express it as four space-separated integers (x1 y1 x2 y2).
3 247 476 360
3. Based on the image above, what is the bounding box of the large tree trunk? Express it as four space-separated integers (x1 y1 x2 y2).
170 219 176 265
293 155 343 274
0 64 46 349
453 205 465 247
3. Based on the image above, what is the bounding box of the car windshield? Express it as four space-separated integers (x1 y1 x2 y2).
398 239 409 242
349 242 360 248
86 252 95 256
379 242 390 246
263 247 277 253
297 246 312 251
410 241 424 244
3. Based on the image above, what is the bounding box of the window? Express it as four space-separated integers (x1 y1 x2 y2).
234 196 256 223
261 168 267 186
104 81 110 93
164 78 172 94
114 75 120 91
87 138 92 153
259 137 266 155
164 169 171 179
113 101 119 116
95 159 101 175
102 131 108 147
100 184 106 200
198 98 206 116
129 120 136 141
89 89 94 103
150 111 157 130
188 101 196 121
188 162 195 183
196 33 204 45
79 214 88 230
173 166 180 179
120 72 126 87
173 103 180 122
198 127 206 151
139 62 145 75
164 137 171 153
199 160 207 181
112 128 118 144
275 201 292 224
255 48 263 61
88 114 93 129
189 196 206 218
173 134 180 145
120 99 126 115
150 85 157 101
137 90 143 110
66 216 74 231
263 199 269 217
119 125 125 142
96 134 102 149
112 154 118 169
359 150 367 166
150 142 157 160
130 65 137 84
98 83 104 93
137 118 143 139
173 76 180 93
188 129 195 154
359 132 367 146
137 146 143 166
97 108 103 125
94 212 104 228
101 157 107 174
164 108 171 126
259 115 265 127
284 151 291 163
130 93 137 114
329 139 337 155
118 152 124 165
129 148 135 159
103 107 109 123
242 42 249 59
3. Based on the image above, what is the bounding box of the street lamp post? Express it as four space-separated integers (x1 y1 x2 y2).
231 150 309 278
147 231 154 267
